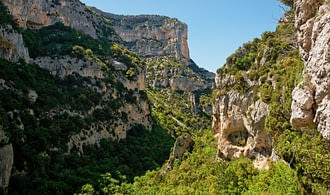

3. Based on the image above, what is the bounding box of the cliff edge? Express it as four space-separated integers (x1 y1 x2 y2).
291 0 330 139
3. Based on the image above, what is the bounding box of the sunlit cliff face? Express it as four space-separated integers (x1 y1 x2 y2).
212 91 272 169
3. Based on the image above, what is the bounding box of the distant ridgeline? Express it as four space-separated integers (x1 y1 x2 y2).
0 0 329 194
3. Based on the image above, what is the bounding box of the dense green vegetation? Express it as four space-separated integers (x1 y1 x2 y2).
212 9 330 194
0 18 174 194
1 0 329 194
111 43 145 68
0 58 174 194
84 7 329 195
146 88 211 137
80 131 300 194
22 22 144 70
279 0 294 7
22 22 110 59
277 129 330 194
144 55 213 137
22 22 146 81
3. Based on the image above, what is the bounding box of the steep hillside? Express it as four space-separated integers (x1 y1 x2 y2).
212 1 330 192
105 11 216 136
0 0 215 194
212 9 303 168
0 0 329 194
211 5 330 193
0 0 171 194
83 1 330 194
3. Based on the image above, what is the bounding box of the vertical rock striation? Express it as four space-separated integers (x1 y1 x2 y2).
291 0 330 139
3 0 98 38
212 88 272 169
105 14 190 65
0 25 29 61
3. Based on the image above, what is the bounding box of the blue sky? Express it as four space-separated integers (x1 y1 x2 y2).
80 0 286 73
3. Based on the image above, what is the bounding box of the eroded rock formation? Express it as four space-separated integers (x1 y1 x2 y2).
212 89 272 169
0 128 13 193
291 0 330 139
165 135 194 172
2 0 98 38
0 25 29 61
105 14 190 65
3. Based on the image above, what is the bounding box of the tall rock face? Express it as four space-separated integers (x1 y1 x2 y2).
212 77 273 169
2 0 122 41
105 13 190 65
0 25 29 62
212 10 304 169
105 13 215 104
291 0 330 139
3 0 97 37
100 11 215 116
3 0 215 114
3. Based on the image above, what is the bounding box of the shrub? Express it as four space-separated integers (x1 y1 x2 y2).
279 0 294 7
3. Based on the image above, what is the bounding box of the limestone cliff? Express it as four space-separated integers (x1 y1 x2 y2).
3 0 215 115
2 0 102 38
212 79 273 169
102 12 215 115
2 0 191 67
98 9 215 94
291 0 330 139
100 9 215 102
0 25 29 62
104 13 190 65
212 9 304 168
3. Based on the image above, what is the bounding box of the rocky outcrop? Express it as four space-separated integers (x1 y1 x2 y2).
291 0 330 139
212 89 273 168
291 85 316 130
105 14 190 65
170 77 208 92
172 135 194 160
33 56 105 78
67 98 152 154
32 55 152 154
146 58 214 92
3 0 98 38
212 72 267 164
165 135 194 172
0 144 13 193
0 127 13 193
146 57 214 114
0 25 29 61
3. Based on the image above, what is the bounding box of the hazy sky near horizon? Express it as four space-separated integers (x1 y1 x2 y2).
80 0 286 73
